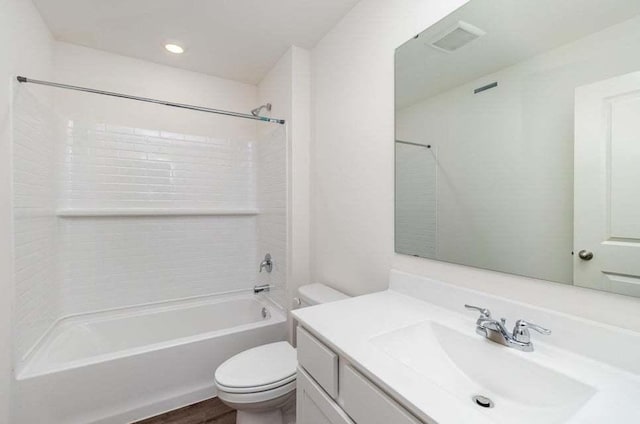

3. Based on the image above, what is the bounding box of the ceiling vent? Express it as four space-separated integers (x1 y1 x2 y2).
429 21 486 53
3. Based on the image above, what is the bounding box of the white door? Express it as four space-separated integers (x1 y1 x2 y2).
574 72 640 296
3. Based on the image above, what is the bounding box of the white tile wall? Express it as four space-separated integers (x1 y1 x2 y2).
58 215 257 315
60 121 255 210
12 89 61 360
57 122 259 316
256 126 288 308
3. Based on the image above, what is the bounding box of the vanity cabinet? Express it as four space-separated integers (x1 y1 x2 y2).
297 326 424 424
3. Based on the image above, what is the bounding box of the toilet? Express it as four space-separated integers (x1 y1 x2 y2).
214 283 349 424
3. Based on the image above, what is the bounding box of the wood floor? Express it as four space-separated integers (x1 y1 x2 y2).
134 397 236 424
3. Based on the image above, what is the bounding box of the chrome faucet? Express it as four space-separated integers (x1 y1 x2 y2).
259 253 273 273
464 304 551 352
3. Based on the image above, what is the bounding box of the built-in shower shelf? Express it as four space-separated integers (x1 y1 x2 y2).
56 208 259 217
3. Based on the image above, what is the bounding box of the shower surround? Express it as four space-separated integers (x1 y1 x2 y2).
11 50 289 421
57 121 259 315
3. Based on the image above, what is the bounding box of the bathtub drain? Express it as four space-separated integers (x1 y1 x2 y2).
261 307 269 319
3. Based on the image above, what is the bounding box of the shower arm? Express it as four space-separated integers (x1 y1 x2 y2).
251 103 272 117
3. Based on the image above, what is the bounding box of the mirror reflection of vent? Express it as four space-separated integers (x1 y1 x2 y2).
429 21 486 53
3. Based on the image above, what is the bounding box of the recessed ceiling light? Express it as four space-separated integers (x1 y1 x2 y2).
165 44 184 54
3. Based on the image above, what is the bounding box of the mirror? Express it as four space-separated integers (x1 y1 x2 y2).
395 0 640 297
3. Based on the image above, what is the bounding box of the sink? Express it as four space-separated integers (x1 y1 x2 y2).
370 320 595 424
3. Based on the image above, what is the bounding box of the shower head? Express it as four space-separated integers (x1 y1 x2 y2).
251 103 272 117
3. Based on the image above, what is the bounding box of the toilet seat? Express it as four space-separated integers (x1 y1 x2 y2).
216 373 296 394
216 379 296 405
214 341 297 396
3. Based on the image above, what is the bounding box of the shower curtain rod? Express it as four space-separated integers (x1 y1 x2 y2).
16 76 286 125
396 140 431 149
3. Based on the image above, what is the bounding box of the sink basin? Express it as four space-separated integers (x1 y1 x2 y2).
370 321 595 424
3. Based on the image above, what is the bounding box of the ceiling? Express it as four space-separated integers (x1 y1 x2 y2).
395 0 640 108
32 0 360 84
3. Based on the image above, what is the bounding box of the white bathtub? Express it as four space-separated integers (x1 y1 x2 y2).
13 293 287 424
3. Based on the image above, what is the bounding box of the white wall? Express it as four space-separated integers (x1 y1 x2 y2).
12 88 62 369
0 0 54 420
258 47 311 311
288 47 312 297
396 14 640 285
310 0 640 331
255 125 287 307
53 43 258 139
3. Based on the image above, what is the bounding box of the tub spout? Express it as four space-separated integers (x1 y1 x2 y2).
253 284 270 294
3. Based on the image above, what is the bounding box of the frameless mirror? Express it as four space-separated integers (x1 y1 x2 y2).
395 0 640 297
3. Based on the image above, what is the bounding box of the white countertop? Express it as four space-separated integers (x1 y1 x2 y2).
292 288 640 424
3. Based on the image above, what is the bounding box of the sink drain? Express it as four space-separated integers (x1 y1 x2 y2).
472 395 494 409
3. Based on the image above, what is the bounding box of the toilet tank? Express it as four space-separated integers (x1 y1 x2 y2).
297 283 348 307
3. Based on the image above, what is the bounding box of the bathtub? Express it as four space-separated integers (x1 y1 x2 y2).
13 292 287 424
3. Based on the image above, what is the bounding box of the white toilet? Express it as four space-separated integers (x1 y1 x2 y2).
214 284 349 424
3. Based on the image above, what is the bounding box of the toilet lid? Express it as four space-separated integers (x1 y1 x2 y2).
215 342 297 393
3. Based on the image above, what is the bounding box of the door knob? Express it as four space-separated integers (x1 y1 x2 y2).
578 250 594 261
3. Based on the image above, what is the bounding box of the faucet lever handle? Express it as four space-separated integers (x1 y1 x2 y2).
464 304 491 318
515 319 551 335
513 319 551 344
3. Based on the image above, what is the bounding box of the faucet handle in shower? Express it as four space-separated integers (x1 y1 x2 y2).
259 253 273 273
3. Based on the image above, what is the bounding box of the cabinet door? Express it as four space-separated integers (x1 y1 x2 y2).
297 326 339 398
297 367 355 424
340 364 424 424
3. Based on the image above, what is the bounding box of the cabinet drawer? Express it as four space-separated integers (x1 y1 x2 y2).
297 326 339 399
340 364 422 424
297 367 355 424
